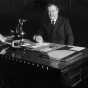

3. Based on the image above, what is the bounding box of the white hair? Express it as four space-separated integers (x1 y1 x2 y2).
47 4 59 11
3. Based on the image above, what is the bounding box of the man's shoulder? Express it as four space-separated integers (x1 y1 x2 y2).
58 15 69 21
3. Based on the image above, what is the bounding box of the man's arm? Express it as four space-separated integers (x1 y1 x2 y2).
65 19 74 45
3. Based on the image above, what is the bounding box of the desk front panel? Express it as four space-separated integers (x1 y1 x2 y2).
0 43 88 87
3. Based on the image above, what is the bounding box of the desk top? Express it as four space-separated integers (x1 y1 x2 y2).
0 39 88 71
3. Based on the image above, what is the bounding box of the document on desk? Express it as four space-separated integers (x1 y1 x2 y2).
31 42 50 48
40 47 53 52
48 50 76 60
0 34 6 42
21 42 30 46
69 46 86 51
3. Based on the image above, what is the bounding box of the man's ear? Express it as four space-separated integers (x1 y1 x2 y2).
56 7 59 14
57 10 59 15
57 8 59 13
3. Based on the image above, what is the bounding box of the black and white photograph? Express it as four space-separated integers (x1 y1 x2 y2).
0 0 88 88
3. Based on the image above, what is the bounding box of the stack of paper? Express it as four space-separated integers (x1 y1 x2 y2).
48 50 76 60
69 46 85 51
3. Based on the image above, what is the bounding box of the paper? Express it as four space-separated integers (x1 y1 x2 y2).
69 46 85 51
35 42 50 46
0 34 6 42
31 44 42 48
40 47 52 52
0 47 9 55
31 42 50 48
48 50 76 60
21 43 30 46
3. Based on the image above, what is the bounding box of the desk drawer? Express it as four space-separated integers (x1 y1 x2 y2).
83 67 88 79
68 68 82 87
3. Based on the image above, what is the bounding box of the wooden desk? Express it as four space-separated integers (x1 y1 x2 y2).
0 41 88 87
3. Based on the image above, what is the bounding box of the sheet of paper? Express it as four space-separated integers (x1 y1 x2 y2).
48 50 76 60
40 47 52 52
31 42 50 48
31 44 42 48
67 45 75 47
21 43 30 46
0 34 6 42
35 42 50 46
69 46 86 51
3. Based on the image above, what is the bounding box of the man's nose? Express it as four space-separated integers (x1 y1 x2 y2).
50 12 53 15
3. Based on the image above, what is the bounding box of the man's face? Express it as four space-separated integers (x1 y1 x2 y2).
48 5 59 20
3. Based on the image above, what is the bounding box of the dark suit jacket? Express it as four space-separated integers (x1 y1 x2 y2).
37 15 74 45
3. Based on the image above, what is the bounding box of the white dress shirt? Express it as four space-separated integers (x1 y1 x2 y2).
51 16 58 25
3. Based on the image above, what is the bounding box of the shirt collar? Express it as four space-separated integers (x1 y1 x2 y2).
51 16 58 24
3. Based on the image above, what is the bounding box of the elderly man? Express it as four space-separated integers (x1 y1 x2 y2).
33 4 74 45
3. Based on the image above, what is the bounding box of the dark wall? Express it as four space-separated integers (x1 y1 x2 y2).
71 0 88 47
0 0 88 47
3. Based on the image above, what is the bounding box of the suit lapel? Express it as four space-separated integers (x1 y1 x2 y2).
47 19 52 31
53 15 61 31
46 15 62 32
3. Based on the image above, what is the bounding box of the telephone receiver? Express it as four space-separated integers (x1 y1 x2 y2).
19 19 27 25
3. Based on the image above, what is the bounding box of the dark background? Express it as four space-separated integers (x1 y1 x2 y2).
0 0 88 47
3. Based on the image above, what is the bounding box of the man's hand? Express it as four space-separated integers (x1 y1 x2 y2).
33 35 43 43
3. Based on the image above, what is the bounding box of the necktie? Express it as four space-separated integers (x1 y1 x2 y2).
52 21 55 26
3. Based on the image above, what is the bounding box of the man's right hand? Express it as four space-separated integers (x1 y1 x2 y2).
33 35 43 43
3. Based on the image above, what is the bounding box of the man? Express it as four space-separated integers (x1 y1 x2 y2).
33 4 74 45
